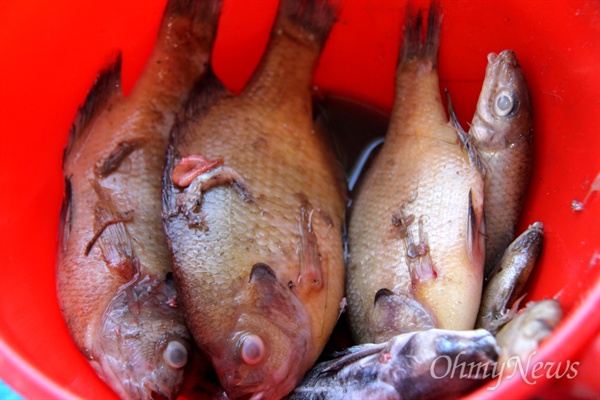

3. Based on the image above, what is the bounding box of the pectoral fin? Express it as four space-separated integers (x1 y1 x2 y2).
467 189 486 268
367 288 436 343
88 180 137 281
446 88 487 176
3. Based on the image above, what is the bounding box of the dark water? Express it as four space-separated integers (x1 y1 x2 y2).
315 95 390 356
315 95 389 196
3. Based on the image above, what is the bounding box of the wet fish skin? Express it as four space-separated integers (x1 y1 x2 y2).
477 222 544 334
495 300 562 366
346 2 486 344
161 1 345 399
287 329 498 400
57 1 223 398
468 50 534 279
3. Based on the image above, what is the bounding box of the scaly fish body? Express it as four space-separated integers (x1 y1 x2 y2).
347 3 485 344
288 329 498 400
477 222 544 334
468 50 534 279
57 1 222 398
162 1 345 398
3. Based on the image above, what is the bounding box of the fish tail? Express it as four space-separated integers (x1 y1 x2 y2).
401 1 442 66
163 0 223 30
278 0 340 46
63 54 122 168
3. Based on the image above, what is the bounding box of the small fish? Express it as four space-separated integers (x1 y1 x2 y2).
346 2 486 344
288 329 498 400
460 50 534 279
495 300 562 366
161 0 345 398
57 1 222 398
477 222 544 334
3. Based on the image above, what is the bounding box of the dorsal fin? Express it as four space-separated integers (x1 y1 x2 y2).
63 54 122 167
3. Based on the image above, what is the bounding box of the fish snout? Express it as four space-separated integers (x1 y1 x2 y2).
488 50 518 67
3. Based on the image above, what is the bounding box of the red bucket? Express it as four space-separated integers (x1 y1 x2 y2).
0 0 598 398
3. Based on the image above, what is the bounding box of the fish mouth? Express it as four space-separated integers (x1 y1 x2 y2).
487 50 518 67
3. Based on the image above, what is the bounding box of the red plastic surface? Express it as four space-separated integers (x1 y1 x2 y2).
0 0 598 399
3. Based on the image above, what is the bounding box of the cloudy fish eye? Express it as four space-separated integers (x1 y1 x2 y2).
239 333 266 365
493 90 514 117
163 340 188 369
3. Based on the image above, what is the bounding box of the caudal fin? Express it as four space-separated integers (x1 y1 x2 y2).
401 1 442 65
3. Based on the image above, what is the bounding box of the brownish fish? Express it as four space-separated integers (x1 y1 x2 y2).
463 50 534 279
346 2 486 344
161 0 345 399
477 221 544 334
57 1 222 398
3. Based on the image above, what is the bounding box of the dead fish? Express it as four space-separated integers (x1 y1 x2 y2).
477 222 544 334
56 1 222 398
287 329 498 400
161 0 345 398
495 300 562 366
346 2 486 344
458 50 534 279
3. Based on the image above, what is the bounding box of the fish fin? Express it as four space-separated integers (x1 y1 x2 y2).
401 1 441 65
95 139 145 177
445 88 487 176
58 177 73 253
367 289 436 342
162 128 179 222
165 0 223 25
291 198 329 297
406 217 437 287
278 0 340 46
319 343 387 375
63 54 122 167
394 206 436 286
467 189 486 269
87 180 137 281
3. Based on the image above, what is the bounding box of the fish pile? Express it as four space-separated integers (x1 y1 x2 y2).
56 0 559 399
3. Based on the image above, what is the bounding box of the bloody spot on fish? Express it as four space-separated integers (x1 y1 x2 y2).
379 352 392 363
172 155 224 187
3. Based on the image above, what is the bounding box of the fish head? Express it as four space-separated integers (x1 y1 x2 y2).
388 329 498 398
471 50 533 152
212 263 313 400
90 275 192 400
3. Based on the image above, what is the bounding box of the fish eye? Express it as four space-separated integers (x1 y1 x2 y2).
493 90 514 117
163 340 188 369
239 334 266 365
